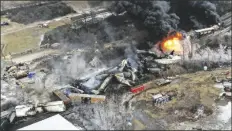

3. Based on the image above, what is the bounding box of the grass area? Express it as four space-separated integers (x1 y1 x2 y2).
144 109 168 119
1 16 26 34
135 67 230 120
132 118 146 130
144 110 159 118
2 18 71 55
1 16 9 21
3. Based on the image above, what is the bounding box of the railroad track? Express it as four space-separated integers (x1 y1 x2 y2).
221 12 231 22
1 7 109 36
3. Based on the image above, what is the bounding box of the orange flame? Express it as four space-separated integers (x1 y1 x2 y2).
160 32 183 54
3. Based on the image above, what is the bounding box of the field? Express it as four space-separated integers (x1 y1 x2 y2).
131 67 230 129
1 16 71 55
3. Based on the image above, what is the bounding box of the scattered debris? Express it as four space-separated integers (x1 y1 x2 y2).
1 22 9 26
223 81 231 88
38 23 49 28
222 92 232 98
130 85 145 94
15 101 66 117
28 72 36 78
1 2 231 130
152 91 177 106
89 56 103 67
35 107 43 113
3 62 29 80
53 90 71 105
194 104 205 119
0 108 16 128
153 94 170 106
147 68 161 73
154 55 181 64
43 101 66 112
15 105 36 117
224 87 232 92
91 75 113 95
14 70 28 79
50 43 61 49
214 76 225 83
9 112 16 123
1 108 15 120
115 73 132 87
68 93 106 104
167 76 178 80
155 78 172 86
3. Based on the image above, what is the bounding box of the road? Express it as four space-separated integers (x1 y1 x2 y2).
1 7 109 63
1 7 108 57
1 8 107 36
1 13 76 36
11 49 59 63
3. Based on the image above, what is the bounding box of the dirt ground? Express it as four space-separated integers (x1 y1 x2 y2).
130 67 231 130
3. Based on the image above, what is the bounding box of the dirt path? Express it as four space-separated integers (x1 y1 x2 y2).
1 7 107 36
1 13 75 36
11 49 59 63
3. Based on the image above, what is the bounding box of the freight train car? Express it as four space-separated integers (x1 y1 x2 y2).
193 23 223 38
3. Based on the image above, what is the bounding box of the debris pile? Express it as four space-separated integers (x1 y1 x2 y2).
152 91 177 106
1 101 66 131
215 71 232 98
0 46 182 129
5 42 229 130
2 62 29 81
1 108 16 131
68 49 181 97
1 21 9 26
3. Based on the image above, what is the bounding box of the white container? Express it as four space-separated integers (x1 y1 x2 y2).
36 107 44 113
152 94 163 100
204 66 208 71
15 105 34 117
223 82 231 88
44 101 66 112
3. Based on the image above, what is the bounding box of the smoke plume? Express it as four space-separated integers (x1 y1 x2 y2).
170 0 221 30
112 0 221 40
112 1 180 41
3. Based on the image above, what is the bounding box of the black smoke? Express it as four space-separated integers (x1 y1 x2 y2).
111 1 180 41
170 0 221 30
111 0 221 41
210 1 232 16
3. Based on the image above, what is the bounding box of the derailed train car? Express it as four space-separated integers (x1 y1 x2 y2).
193 23 223 38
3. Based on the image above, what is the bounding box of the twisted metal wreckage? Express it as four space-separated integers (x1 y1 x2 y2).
2 44 232 130
1 47 182 129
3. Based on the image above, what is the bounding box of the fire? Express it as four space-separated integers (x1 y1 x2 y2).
160 32 184 55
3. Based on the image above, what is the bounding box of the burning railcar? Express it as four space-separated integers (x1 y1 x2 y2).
153 31 191 56
193 23 222 38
